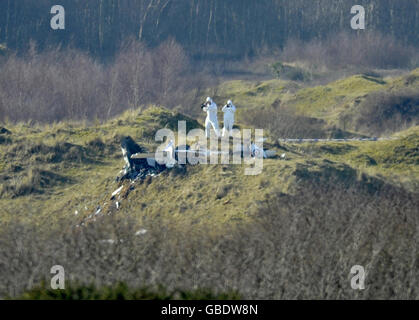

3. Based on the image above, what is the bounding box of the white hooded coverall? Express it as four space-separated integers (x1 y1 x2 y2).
222 102 236 137
203 98 220 138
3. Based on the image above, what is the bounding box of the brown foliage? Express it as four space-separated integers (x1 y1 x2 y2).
0 40 203 123
354 89 419 135
1 176 418 299
281 32 418 70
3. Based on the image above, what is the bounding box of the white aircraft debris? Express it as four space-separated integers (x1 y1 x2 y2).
135 229 148 236
112 186 124 197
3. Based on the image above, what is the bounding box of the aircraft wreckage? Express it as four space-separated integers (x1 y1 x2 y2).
117 136 277 181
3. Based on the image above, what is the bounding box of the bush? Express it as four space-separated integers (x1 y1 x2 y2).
16 282 240 300
281 31 418 70
354 89 419 135
271 62 311 82
0 40 203 123
1 173 418 299
0 168 70 198
241 106 329 139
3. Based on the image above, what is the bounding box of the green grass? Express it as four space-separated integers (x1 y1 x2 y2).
288 75 387 122
204 79 301 124
0 107 191 225
389 68 419 89
209 68 419 132
1 69 418 301
0 108 299 230
292 126 419 191
1 70 418 233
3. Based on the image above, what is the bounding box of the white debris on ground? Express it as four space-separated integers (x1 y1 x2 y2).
112 186 123 198
99 239 124 245
99 239 116 245
135 229 148 236
77 137 279 228
280 153 286 159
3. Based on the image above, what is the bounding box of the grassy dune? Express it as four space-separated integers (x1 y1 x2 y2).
208 68 419 133
1 111 417 230
0 70 418 299
1 71 418 227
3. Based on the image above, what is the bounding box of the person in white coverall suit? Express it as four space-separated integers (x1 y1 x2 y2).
203 97 220 138
222 100 236 137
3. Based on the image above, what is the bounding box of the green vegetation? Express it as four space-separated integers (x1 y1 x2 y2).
1 69 418 299
290 75 386 119
1 0 418 301
271 62 312 82
16 282 240 300
1 69 418 228
208 69 419 138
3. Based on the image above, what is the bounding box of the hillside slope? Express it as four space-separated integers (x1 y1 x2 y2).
1 71 419 299
202 68 419 138
1 111 418 231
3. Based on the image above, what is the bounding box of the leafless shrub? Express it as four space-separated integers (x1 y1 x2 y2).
281 32 418 70
0 40 204 123
353 89 419 136
241 106 329 139
1 175 418 299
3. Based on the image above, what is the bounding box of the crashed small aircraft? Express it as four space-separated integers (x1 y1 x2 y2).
118 136 276 181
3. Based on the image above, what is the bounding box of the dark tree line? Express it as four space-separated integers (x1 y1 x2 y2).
0 0 418 59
